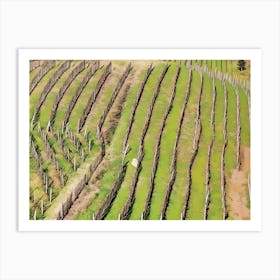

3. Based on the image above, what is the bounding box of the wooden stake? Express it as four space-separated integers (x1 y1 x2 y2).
49 188 52 203
57 132 61 146
88 139 91 152
60 204 63 219
46 120 51 132
76 140 79 151
96 125 100 139
45 176 48 193
60 171 65 185
55 160 59 172
41 199 44 214
84 127 87 139
77 120 80 133
62 121 64 134
66 151 69 162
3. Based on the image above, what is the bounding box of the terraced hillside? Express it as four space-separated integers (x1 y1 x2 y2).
29 59 250 220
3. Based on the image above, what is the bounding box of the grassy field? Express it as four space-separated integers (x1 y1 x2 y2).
76 63 149 220
131 63 178 220
225 81 237 176
29 59 250 220
187 73 213 219
104 63 167 220
207 78 225 219
165 68 196 220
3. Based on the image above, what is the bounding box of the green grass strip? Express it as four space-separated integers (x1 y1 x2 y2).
75 67 148 220
104 64 167 220
30 62 61 122
187 73 213 220
129 63 180 220
207 78 225 219
67 68 104 133
165 70 200 220
238 87 250 146
224 81 237 177
38 62 78 128
52 67 89 130
148 64 188 220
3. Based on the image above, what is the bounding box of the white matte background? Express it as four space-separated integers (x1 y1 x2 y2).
0 0 279 280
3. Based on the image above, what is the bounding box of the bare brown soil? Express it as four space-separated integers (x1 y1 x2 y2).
226 145 250 220
63 160 107 220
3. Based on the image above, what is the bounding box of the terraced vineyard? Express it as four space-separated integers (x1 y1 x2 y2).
29 59 250 220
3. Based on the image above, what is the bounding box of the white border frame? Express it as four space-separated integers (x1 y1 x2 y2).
18 48 262 232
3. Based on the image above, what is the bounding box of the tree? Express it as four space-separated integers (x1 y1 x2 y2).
237 60 246 71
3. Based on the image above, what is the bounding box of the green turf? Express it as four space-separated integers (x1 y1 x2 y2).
52 66 89 130
164 68 198 220
129 63 181 220
104 64 168 220
207 78 224 219
224 81 237 177
238 87 250 146
30 60 250 220
67 67 104 133
187 73 213 220
80 62 128 141
46 133 75 175
38 62 78 128
221 60 227 73
29 153 48 218
145 64 188 220
30 66 41 82
30 62 61 122
76 66 148 220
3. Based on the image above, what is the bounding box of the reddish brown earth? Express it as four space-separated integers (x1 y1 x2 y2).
226 145 250 220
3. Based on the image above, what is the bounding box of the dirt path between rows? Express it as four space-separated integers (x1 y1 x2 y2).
226 145 250 220
63 160 106 220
